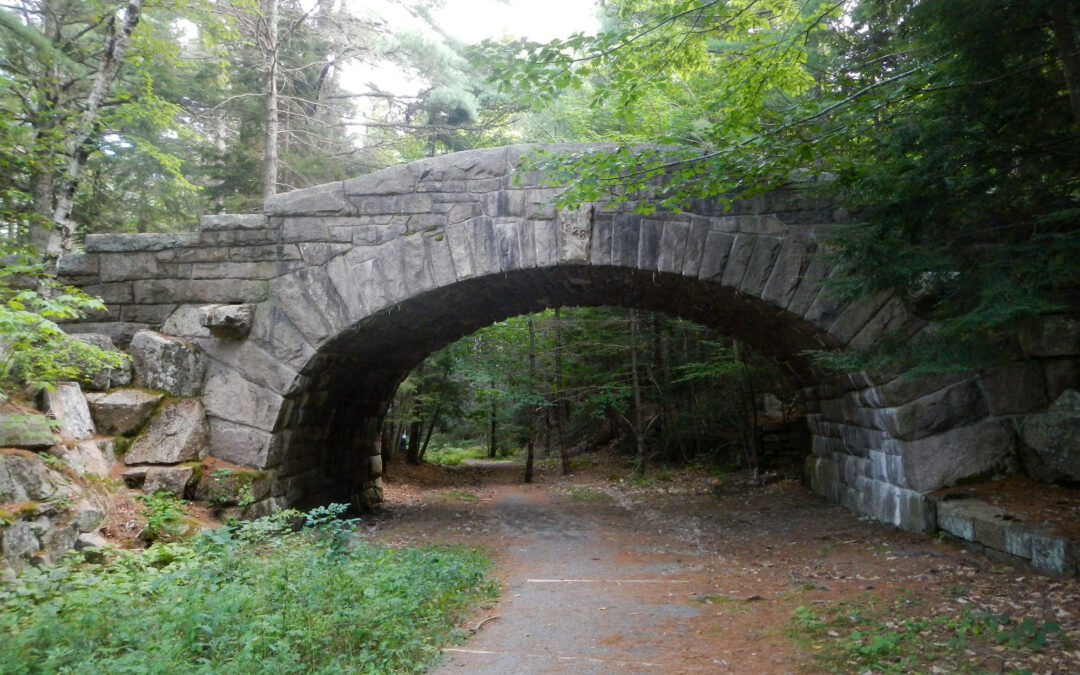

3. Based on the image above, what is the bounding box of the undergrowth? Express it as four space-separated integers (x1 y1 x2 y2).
790 592 1064 674
0 504 496 673
426 444 513 466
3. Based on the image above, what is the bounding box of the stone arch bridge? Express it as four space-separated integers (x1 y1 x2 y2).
58 145 1066 533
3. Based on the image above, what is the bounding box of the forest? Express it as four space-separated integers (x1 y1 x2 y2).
2 1 1079 672
2 0 1077 467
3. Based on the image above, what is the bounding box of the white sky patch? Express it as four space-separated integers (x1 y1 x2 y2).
342 0 599 103
432 0 599 43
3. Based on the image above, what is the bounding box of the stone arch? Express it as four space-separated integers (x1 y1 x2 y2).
62 145 1026 532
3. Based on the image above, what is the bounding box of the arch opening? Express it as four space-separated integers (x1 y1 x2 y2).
271 266 839 508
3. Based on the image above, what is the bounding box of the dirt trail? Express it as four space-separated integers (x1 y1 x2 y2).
364 459 1080 674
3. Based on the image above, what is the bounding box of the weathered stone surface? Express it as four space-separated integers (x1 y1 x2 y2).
122 466 148 488
898 419 1017 492
69 333 132 389
206 418 275 468
880 379 988 442
199 303 256 338
130 330 208 396
142 465 195 497
555 205 593 264
265 181 348 215
2 521 41 570
126 398 208 465
85 388 163 436
47 440 114 478
75 532 111 562
41 382 95 440
979 362 1049 415
85 232 200 252
199 213 268 231
161 304 212 339
202 364 282 430
0 412 58 448
0 452 59 502
1019 315 1080 357
1021 389 1080 483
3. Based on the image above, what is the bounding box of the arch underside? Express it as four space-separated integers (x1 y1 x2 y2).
273 265 839 507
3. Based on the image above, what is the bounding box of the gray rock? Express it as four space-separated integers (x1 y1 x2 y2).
41 382 95 440
69 333 133 389
73 501 106 532
40 522 79 564
979 362 1048 415
199 304 256 338
46 440 113 478
122 466 148 488
75 532 112 563
125 398 208 465
142 465 195 497
84 232 200 252
1020 315 1080 357
0 412 58 448
0 452 58 502
161 305 212 339
2 521 41 571
129 329 208 396
898 419 1017 492
1021 389 1080 482
85 388 163 436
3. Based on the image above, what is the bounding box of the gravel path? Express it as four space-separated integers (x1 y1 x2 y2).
365 459 1080 674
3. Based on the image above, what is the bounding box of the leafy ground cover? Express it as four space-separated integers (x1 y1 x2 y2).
790 588 1068 674
0 505 496 674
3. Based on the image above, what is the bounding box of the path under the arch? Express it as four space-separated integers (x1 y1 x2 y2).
362 460 1079 674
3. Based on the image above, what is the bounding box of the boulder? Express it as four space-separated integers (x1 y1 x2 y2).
129 330 208 396
40 382 95 441
0 411 59 449
125 398 208 465
47 440 115 479
1021 389 1080 483
85 388 163 436
142 465 195 497
199 304 256 338
122 466 148 488
69 333 132 390
75 532 112 563
1 521 41 571
0 452 59 503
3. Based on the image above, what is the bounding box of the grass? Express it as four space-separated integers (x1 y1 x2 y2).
789 592 1064 674
425 444 515 466
0 505 497 674
565 486 609 502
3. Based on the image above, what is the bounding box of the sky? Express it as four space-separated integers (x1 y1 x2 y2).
431 0 599 43
342 0 599 97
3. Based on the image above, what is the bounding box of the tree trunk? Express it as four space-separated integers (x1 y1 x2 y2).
262 0 279 199
418 403 440 462
50 0 144 255
554 307 570 474
406 419 422 464
525 315 537 484
629 309 647 476
1050 5 1080 130
487 384 498 458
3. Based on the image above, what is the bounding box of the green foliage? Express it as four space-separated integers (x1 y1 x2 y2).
791 596 1063 673
135 491 189 542
0 253 129 396
0 505 496 674
426 443 505 466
